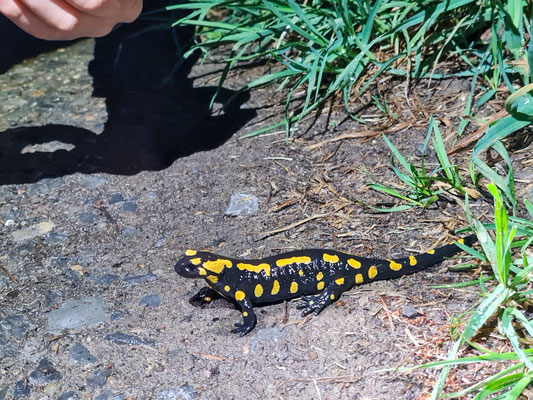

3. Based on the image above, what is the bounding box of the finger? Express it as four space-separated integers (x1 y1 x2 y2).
64 0 142 22
0 0 66 40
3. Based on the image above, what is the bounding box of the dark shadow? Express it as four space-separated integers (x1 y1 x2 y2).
0 2 256 185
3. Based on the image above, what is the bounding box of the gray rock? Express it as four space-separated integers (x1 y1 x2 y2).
157 385 196 400
12 221 54 242
251 327 287 352
95 274 119 286
78 212 99 224
122 273 157 286
58 391 78 400
94 390 127 400
13 380 30 398
87 365 112 388
45 290 64 306
2 345 17 358
402 304 419 319
0 386 8 400
108 194 124 204
139 293 161 307
22 339 46 363
144 192 157 200
121 226 139 236
110 311 125 321
225 193 259 216
69 342 96 364
414 143 430 157
46 296 107 333
122 202 137 212
28 358 62 385
155 237 165 247
105 332 155 346
28 177 64 196
80 175 109 189
44 232 67 244
1 314 29 338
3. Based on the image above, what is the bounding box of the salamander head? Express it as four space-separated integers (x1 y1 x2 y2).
174 250 232 279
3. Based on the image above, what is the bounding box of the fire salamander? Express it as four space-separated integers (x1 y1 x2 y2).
174 234 477 336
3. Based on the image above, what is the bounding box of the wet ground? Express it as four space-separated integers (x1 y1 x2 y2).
1 6 533 400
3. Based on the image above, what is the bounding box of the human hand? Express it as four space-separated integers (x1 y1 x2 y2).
0 0 143 40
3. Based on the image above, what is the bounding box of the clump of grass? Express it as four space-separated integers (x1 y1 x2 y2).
168 0 532 137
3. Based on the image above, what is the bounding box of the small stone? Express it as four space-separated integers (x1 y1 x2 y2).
46 296 107 333
414 143 430 157
22 339 46 363
122 202 137 212
144 192 157 200
45 290 64 306
157 384 196 400
45 232 67 244
139 293 161 307
87 365 112 388
402 304 419 319
69 342 96 364
28 358 62 385
110 311 124 321
95 274 119 286
155 237 165 247
11 221 55 242
250 327 287 352
13 380 30 398
122 273 157 286
0 386 8 400
4 219 14 227
105 332 155 346
28 177 65 196
1 315 29 338
108 194 124 204
43 382 61 397
78 212 99 224
80 175 109 189
58 391 79 400
225 193 259 216
121 226 139 236
94 391 127 400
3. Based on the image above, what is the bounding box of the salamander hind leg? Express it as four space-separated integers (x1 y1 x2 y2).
189 287 222 308
296 282 344 317
230 296 257 336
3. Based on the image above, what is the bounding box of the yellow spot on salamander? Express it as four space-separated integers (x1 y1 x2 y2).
203 259 232 274
335 277 344 285
243 311 248 317
204 297 211 301
347 258 361 269
198 267 207 276
224 285 230 292
317 281 325 290
237 262 271 276
330 294 335 300
190 258 202 265
409 256 417 266
368 265 378 279
316 272 324 280
185 250 197 256
427 249 435 255
235 290 245 301
457 238 464 244
275 256 311 267
254 284 264 297
206 275 218 283
355 274 363 284
323 253 339 263
298 270 304 276
387 259 402 271
290 282 298 294
271 280 280 295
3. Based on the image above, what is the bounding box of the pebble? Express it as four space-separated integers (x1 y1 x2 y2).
80 175 109 189
414 143 430 157
402 304 419 319
4 219 14 227
28 177 64 196
225 193 259 216
44 231 67 244
1 314 29 338
69 342 96 364
95 274 119 286
155 237 165 247
157 385 196 400
108 193 124 204
94 390 126 400
22 339 46 363
121 226 139 236
105 332 155 346
13 380 30 399
122 202 137 212
78 211 99 224
87 365 113 388
122 272 157 286
250 327 287 352
46 296 107 333
45 290 64 306
139 293 162 307
110 311 125 321
28 358 62 385
58 391 79 400
11 221 55 242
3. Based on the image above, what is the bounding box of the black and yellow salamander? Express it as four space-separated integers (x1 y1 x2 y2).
175 234 477 336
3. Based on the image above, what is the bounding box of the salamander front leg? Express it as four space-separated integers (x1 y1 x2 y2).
296 282 344 316
189 287 222 308
230 297 256 336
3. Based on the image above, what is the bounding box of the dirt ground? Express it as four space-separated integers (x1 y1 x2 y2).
1 9 532 400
